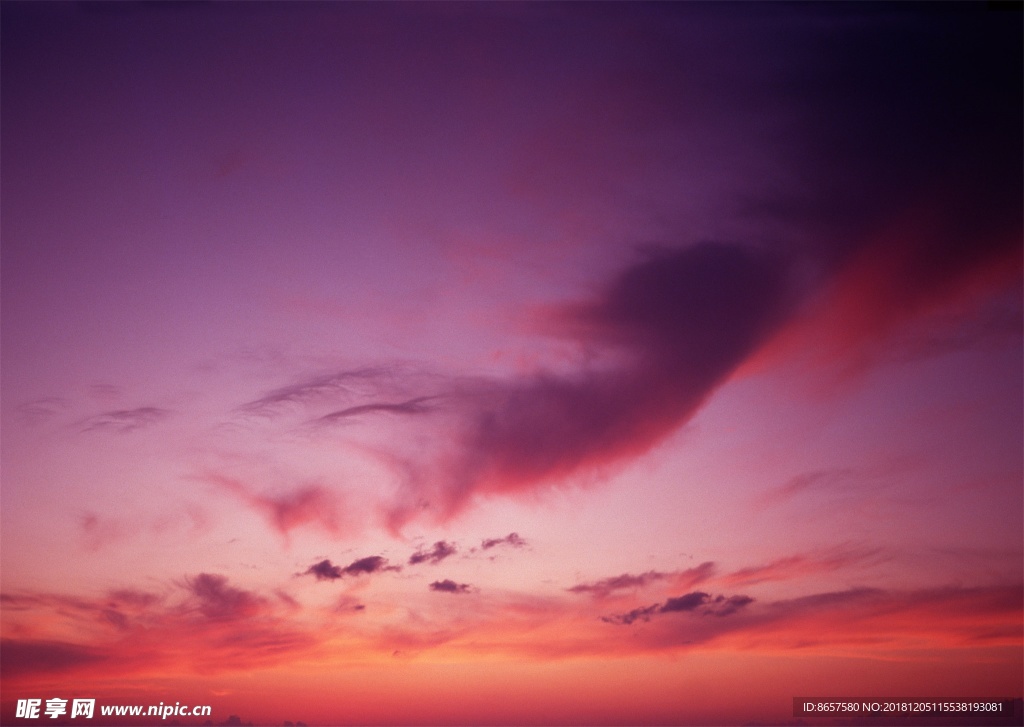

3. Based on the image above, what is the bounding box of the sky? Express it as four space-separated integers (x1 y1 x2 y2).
1 2 1022 726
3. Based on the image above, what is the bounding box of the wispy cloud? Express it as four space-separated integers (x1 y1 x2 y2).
569 571 669 597
568 562 715 599
238 368 391 416
78 406 169 433
237 367 444 423
312 397 439 426
757 468 859 507
718 547 882 588
15 397 69 425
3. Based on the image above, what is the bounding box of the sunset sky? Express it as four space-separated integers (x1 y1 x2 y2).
1 3 1021 725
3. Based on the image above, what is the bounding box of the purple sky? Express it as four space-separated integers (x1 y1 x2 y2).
2 3 1021 725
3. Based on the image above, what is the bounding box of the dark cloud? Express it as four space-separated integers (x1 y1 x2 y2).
787 5 1021 253
409 540 457 565
302 555 400 579
221 5 1018 535
397 8 1020 526
385 243 793 526
659 592 710 613
0 638 107 680
474 244 791 485
603 590 753 625
342 556 400 577
429 579 473 594
739 6 1022 374
707 594 754 617
185 573 266 621
480 532 526 550
79 406 169 433
304 559 343 581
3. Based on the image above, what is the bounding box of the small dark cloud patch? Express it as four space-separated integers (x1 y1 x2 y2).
429 579 473 594
409 541 457 565
305 559 343 581
481 532 526 550
660 592 710 613
342 555 400 576
603 590 753 625
79 407 169 433
305 556 400 580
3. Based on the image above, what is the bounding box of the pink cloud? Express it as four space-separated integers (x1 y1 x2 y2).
205 474 345 538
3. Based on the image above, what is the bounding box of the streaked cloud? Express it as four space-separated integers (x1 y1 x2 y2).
568 562 715 599
429 580 473 594
78 406 170 433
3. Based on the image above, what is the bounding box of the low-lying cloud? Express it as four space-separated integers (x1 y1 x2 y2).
602 590 754 625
